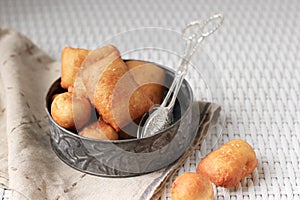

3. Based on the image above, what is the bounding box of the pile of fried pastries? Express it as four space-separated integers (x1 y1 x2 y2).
50 45 166 140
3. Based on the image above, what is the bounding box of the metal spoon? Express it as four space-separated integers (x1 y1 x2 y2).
137 14 224 139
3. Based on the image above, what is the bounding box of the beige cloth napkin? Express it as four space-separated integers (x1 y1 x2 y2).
0 28 220 200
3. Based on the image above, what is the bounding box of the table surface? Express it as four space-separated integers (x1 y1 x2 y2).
0 0 299 199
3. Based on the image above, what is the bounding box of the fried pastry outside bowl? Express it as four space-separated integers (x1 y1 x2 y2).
196 139 258 188
171 172 214 200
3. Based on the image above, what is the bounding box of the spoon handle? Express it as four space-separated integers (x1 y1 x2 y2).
161 14 224 110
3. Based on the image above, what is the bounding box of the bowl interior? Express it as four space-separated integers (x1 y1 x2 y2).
45 61 193 141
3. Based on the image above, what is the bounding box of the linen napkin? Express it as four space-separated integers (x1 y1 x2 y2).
0 28 220 200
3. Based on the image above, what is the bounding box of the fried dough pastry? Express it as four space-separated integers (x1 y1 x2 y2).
51 92 91 130
196 139 258 188
171 172 213 200
79 120 118 140
126 60 165 105
79 45 153 131
61 47 90 89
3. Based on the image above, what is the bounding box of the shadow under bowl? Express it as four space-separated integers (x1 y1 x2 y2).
45 61 194 177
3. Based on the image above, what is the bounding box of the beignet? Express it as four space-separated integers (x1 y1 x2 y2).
196 139 258 188
79 45 153 131
61 47 90 89
126 60 165 105
79 120 118 140
51 92 91 130
171 172 213 200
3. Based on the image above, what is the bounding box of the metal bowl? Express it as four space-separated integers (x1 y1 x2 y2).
45 62 194 177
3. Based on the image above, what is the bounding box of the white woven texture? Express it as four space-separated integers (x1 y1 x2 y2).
1 0 300 199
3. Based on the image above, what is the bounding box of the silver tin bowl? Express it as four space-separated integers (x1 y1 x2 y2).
45 62 194 177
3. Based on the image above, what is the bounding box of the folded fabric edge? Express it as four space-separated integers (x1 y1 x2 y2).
0 67 9 189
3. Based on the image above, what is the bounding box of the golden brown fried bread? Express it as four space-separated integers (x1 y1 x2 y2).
79 120 118 140
51 92 91 130
171 172 213 200
126 60 165 105
80 45 153 131
197 139 258 188
61 47 90 89
80 45 122 103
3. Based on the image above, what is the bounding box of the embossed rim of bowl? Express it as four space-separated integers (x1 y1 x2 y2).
45 61 194 143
